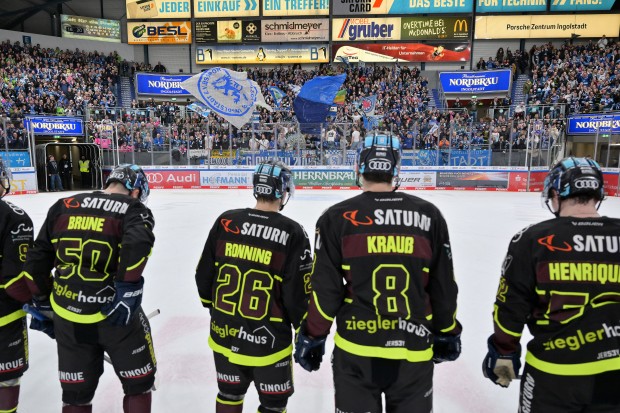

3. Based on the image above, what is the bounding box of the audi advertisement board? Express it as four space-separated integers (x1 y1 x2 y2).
262 19 329 42
439 69 512 94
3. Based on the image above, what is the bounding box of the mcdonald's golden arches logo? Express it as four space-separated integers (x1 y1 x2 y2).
454 19 468 33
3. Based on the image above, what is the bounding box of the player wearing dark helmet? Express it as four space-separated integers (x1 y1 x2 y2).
295 135 462 413
484 157 620 412
18 163 156 413
0 159 34 413
195 160 312 413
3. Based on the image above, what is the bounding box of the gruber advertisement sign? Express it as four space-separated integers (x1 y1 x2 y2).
135 73 192 96
439 69 512 94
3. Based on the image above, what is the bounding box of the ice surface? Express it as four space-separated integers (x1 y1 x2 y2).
11 189 620 412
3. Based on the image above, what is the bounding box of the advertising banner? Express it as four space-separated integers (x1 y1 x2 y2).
1 151 31 168
603 170 619 197
217 20 261 42
126 0 191 19
24 116 84 136
262 19 329 42
196 44 329 64
333 43 470 63
332 0 473 15
567 114 620 135
127 21 192 44
135 73 192 96
475 14 620 39
332 18 401 42
401 150 491 166
195 20 217 42
437 170 509 188
397 171 437 188
263 0 329 16
143 169 201 189
199 169 253 188
61 15 121 43
401 17 471 41
195 0 259 17
7 168 37 195
439 69 512 94
550 0 618 11
476 0 546 13
293 169 356 188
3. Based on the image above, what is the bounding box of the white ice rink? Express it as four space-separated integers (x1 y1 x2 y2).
10 188 620 413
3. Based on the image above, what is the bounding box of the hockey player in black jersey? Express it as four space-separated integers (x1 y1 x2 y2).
18 164 156 413
484 157 620 412
0 159 34 413
195 160 312 413
295 135 462 413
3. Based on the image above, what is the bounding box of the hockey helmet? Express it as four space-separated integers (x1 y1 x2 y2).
105 164 150 203
542 157 604 205
0 158 11 197
357 134 401 177
253 160 294 210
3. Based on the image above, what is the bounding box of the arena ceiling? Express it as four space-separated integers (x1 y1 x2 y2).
0 0 127 36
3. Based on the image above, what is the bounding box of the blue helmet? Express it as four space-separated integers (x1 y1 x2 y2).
253 160 294 210
357 135 401 177
105 164 150 203
0 158 11 197
543 157 604 205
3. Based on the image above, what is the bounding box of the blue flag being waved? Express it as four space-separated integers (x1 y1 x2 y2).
268 86 287 108
293 74 346 133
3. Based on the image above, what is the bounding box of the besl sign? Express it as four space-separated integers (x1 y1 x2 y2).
127 21 192 44
439 69 512 94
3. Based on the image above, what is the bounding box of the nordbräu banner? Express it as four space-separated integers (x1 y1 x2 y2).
439 69 512 94
24 116 84 136
135 73 192 96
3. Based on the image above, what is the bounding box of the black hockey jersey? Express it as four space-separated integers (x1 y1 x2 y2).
305 191 460 362
0 200 34 325
493 217 620 375
22 192 155 324
195 208 312 367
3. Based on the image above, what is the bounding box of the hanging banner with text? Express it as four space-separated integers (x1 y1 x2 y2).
262 18 329 42
216 20 261 42
439 69 512 94
550 0 618 11
332 0 473 15
127 21 192 44
476 0 546 13
196 44 329 64
262 0 329 16
24 116 84 136
333 17 471 42
135 73 192 96
333 43 470 63
567 114 620 135
475 14 620 39
61 15 121 43
125 0 191 18
194 0 259 17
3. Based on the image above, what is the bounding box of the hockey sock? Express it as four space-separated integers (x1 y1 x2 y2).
0 385 19 413
123 392 152 413
62 405 92 413
258 406 287 413
216 392 244 413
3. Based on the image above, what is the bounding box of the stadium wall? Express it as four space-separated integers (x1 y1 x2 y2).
0 29 138 61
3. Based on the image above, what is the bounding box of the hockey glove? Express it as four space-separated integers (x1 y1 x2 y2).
432 333 461 363
102 277 144 327
294 331 326 372
483 336 521 388
25 296 55 339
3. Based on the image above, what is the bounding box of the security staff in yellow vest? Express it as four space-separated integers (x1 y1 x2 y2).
79 156 90 189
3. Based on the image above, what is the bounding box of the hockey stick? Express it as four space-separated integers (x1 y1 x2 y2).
103 308 161 364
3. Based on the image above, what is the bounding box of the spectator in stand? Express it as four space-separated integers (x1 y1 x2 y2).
153 62 167 73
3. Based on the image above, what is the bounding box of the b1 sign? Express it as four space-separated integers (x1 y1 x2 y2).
135 73 192 96
439 69 512 94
